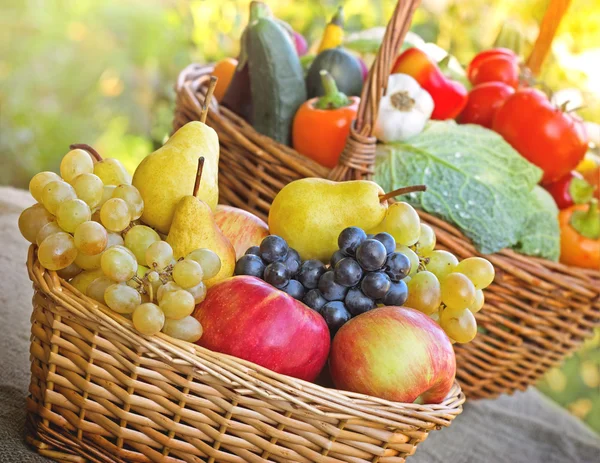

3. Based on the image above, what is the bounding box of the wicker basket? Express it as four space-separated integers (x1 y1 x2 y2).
172 1 600 399
26 246 464 463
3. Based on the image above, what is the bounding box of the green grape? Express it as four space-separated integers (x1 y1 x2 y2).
132 303 165 335
106 232 124 248
75 231 121 270
373 202 420 246
41 181 76 215
60 149 94 184
100 198 130 232
186 248 221 279
18 203 55 243
469 289 485 313
430 310 440 322
56 262 82 280
93 158 132 186
186 281 207 304
104 283 141 314
56 199 91 233
157 281 182 303
440 307 477 343
396 245 419 276
441 273 476 310
74 221 107 255
454 257 495 290
101 246 137 282
97 185 116 210
112 184 144 220
162 316 203 342
146 241 174 271
36 221 63 246
86 276 113 304
405 271 442 315
159 289 195 320
72 173 103 209
417 223 436 257
426 250 459 279
38 232 78 271
124 225 160 265
172 259 204 289
69 269 103 294
29 171 61 203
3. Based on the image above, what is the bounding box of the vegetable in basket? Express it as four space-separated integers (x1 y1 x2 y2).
318 6 344 53
458 82 514 129
544 170 595 209
466 48 520 89
373 73 434 143
392 47 468 120
292 70 359 168
306 47 364 99
559 199 600 269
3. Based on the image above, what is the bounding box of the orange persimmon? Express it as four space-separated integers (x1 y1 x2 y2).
211 58 238 102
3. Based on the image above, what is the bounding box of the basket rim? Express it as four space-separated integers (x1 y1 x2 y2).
27 246 465 430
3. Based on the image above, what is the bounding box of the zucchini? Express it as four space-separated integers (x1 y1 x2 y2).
247 5 306 145
306 48 363 99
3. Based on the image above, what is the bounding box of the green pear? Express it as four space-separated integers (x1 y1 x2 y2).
166 196 236 288
132 121 219 234
268 178 388 261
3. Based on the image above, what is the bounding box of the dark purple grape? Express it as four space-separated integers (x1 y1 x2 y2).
321 301 351 335
263 262 289 288
303 289 328 312
297 259 326 289
355 239 387 271
385 252 411 281
234 254 265 278
330 250 346 268
381 280 408 306
283 279 305 300
373 232 396 254
361 271 391 299
345 288 375 316
260 235 289 263
245 245 261 256
338 227 367 255
334 257 363 287
318 271 349 301
283 248 301 276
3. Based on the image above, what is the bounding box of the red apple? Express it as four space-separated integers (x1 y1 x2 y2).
193 275 330 382
214 205 269 259
329 306 456 404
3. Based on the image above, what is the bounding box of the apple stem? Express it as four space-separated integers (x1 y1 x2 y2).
194 157 205 197
200 76 218 124
379 185 427 202
70 143 103 162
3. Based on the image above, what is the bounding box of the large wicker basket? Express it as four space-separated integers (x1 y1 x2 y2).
172 0 600 399
26 246 464 463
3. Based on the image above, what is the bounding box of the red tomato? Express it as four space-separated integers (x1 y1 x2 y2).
492 88 589 184
467 48 519 88
458 82 515 128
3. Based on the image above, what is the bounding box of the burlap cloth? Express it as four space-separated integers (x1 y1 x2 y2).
1 186 598 463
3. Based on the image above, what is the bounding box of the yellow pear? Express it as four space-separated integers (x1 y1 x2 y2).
132 121 219 234
268 178 389 262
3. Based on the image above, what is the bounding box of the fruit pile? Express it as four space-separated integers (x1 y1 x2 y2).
19 146 227 342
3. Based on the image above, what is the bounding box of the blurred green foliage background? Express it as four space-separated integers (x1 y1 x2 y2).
1 0 599 432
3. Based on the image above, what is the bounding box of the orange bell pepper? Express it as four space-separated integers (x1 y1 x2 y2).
559 199 600 269
292 70 359 168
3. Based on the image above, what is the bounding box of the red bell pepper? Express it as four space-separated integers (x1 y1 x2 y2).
391 47 468 120
544 170 595 209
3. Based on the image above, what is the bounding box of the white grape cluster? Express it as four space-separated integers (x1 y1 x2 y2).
19 148 221 342
377 202 495 344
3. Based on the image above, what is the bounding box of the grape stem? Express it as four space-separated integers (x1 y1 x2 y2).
69 143 103 162
200 76 218 124
379 185 427 203
193 157 205 196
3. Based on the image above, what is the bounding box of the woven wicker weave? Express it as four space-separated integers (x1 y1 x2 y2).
172 1 600 399
26 246 464 463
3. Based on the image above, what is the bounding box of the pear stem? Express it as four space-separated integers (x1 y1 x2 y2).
70 143 103 162
200 76 218 124
379 185 427 203
193 157 205 197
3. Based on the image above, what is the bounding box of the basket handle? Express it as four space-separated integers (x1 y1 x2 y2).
329 0 421 181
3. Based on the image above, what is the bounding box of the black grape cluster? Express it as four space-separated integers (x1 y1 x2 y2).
234 229 412 336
